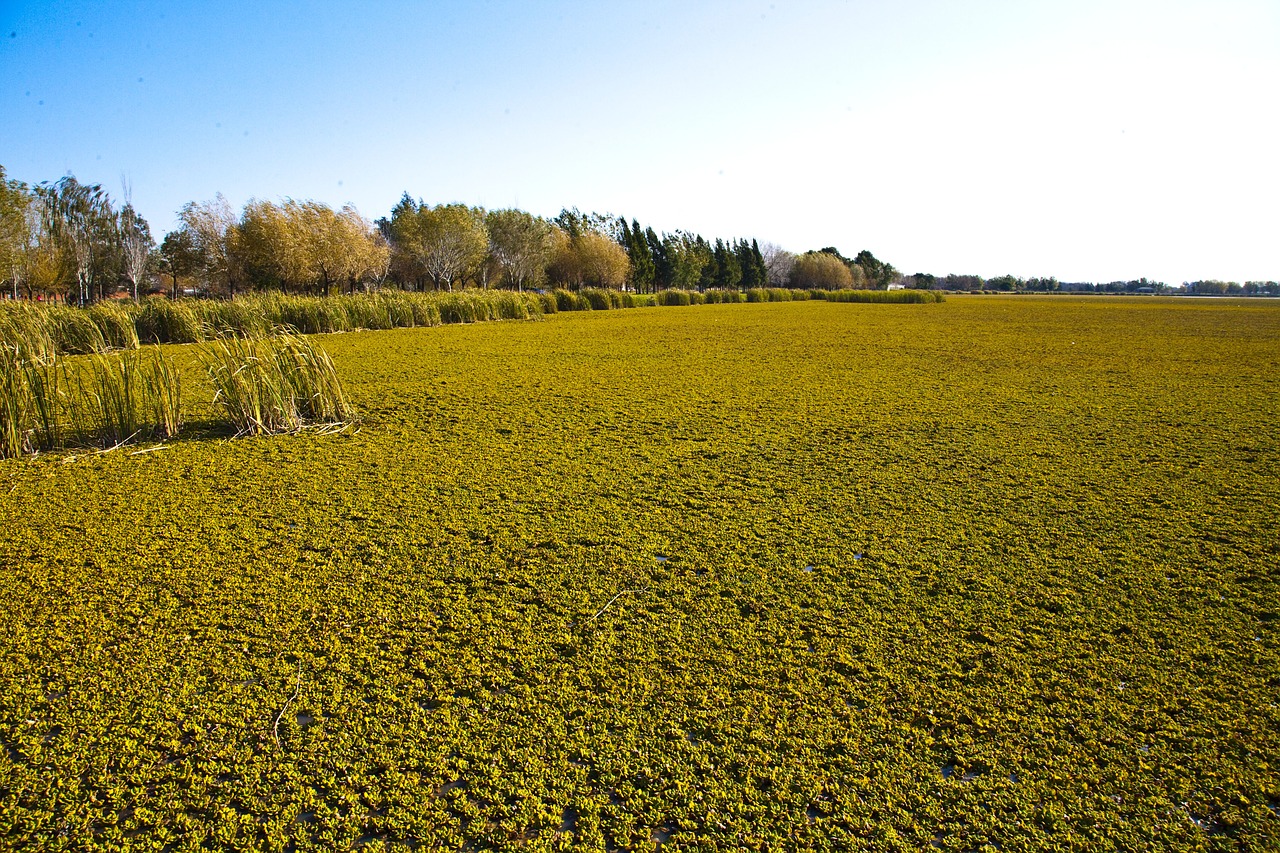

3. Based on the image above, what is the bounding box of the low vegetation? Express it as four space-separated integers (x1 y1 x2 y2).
0 297 1275 850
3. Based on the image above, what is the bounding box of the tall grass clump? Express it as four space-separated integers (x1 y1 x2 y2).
62 348 179 447
87 301 141 350
553 289 592 312
0 303 58 362
201 332 353 436
0 346 36 458
45 305 108 354
143 350 184 439
702 289 745 304
194 299 272 339
580 288 623 311
136 298 203 344
68 351 146 447
0 339 214 455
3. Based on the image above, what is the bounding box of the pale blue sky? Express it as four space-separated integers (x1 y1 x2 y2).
3 0 1277 284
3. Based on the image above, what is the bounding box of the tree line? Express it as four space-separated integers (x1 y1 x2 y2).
3 165 1270 302
0 166 910 303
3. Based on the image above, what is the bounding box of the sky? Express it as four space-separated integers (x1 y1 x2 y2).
3 0 1277 285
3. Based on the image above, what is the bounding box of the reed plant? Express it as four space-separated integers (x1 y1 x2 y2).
69 350 147 447
46 305 108 354
143 350 184 439
0 345 32 458
817 289 945 304
0 303 59 363
136 298 203 344
87 301 141 350
201 332 353 436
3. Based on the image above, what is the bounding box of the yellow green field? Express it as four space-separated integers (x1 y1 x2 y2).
1 296 1277 850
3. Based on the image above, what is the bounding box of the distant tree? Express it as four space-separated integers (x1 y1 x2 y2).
400 202 488 291
711 239 741 289
0 168 31 299
942 273 985 290
486 208 555 292
179 194 240 296
158 229 199 298
854 250 898 289
731 239 764 289
760 242 795 287
646 227 672 290
790 251 854 289
42 175 115 306
905 272 937 290
818 246 853 266
117 203 154 300
8 188 66 300
666 232 711 290
618 218 655 293
548 227 629 288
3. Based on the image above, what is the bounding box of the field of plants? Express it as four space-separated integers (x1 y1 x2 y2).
0 296 1276 850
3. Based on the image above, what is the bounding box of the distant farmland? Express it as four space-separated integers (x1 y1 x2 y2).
1 297 1276 850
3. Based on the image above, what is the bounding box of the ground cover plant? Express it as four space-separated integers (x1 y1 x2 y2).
0 297 1276 850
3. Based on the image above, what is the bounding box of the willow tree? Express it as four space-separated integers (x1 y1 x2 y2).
235 199 386 294
548 227 630 289
42 175 115 306
789 251 854 289
179 194 239 296
234 199 297 290
388 200 488 292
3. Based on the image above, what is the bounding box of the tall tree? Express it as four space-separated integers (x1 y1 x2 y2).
486 208 555 292
180 194 239 296
548 227 630 288
0 167 31 299
760 242 795 287
42 175 115 306
662 232 711 290
713 239 742 289
158 229 199 298
396 202 488 291
733 239 765 289
854 249 898 289
117 204 154 300
617 218 655 293
790 251 854 289
645 227 671 290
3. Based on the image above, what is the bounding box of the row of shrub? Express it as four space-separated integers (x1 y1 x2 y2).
0 287 944 359
0 331 352 458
